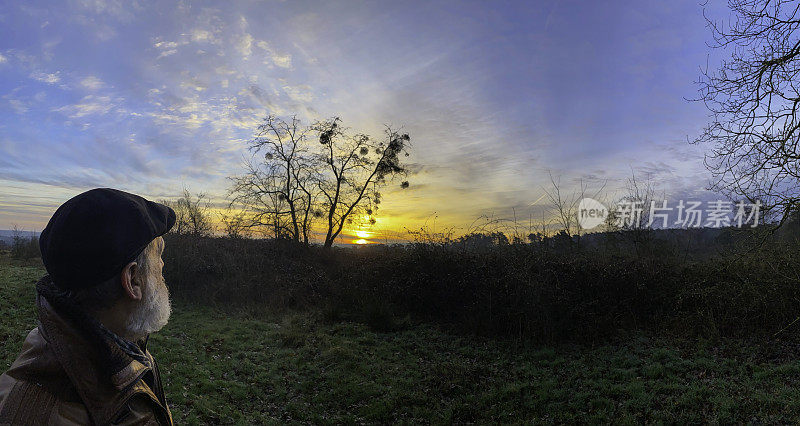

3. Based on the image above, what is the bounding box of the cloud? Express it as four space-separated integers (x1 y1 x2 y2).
179 75 208 92
7 99 28 114
80 75 106 90
237 33 254 59
2 89 31 114
271 53 292 69
146 91 261 135
0 53 7 64
189 29 215 43
54 95 116 118
0 128 171 198
282 84 313 104
158 49 177 58
73 0 135 19
153 39 185 58
215 65 237 76
30 71 61 84
155 40 179 49
41 39 62 61
633 161 677 179
257 40 292 69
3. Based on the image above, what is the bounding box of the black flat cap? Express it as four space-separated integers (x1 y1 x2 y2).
39 188 176 291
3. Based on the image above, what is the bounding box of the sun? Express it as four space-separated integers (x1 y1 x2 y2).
355 230 371 239
354 239 369 245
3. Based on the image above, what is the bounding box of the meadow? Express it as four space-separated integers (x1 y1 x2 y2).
3 231 800 423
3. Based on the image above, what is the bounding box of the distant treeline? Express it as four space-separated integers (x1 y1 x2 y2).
0 229 40 260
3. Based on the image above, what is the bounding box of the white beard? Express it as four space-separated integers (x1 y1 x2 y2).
125 270 171 340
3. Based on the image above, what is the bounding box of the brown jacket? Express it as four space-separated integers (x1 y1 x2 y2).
0 279 173 425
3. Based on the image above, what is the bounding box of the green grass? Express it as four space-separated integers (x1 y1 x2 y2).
3 262 800 424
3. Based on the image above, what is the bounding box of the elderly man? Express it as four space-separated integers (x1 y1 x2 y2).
0 188 176 425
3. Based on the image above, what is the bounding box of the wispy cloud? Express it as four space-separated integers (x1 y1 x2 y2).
257 41 292 69
54 94 118 119
30 71 60 84
80 75 106 90
153 39 183 58
3 89 35 115
237 34 254 59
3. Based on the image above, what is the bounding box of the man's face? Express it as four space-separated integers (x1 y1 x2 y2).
125 237 171 340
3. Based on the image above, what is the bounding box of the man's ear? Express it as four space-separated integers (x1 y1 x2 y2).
121 261 143 301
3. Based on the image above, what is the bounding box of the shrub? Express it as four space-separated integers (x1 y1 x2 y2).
161 232 800 342
10 233 40 259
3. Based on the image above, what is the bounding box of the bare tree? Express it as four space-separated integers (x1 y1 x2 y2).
10 224 39 259
313 118 411 248
229 115 316 243
544 172 579 236
695 0 800 224
543 172 606 236
619 171 658 231
229 115 412 248
528 210 552 242
219 209 248 239
162 189 213 236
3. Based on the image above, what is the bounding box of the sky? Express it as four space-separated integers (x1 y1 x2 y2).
0 0 734 242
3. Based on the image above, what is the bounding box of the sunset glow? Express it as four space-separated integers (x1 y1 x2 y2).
0 0 729 241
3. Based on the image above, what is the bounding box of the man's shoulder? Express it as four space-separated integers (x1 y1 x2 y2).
0 327 87 425
0 373 90 426
3 327 65 382
0 373 55 425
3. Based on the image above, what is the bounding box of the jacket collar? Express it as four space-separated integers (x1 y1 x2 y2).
35 275 156 425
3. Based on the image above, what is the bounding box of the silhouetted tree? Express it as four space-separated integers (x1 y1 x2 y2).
695 0 800 224
162 189 213 236
544 172 604 236
544 172 580 236
456 232 509 250
618 171 658 231
313 118 411 248
230 115 412 247
219 209 248 239
229 115 316 243
10 225 39 259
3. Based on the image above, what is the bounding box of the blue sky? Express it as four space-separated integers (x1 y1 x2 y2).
0 0 731 238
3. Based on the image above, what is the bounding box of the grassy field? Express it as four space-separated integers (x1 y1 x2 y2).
3 262 800 423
